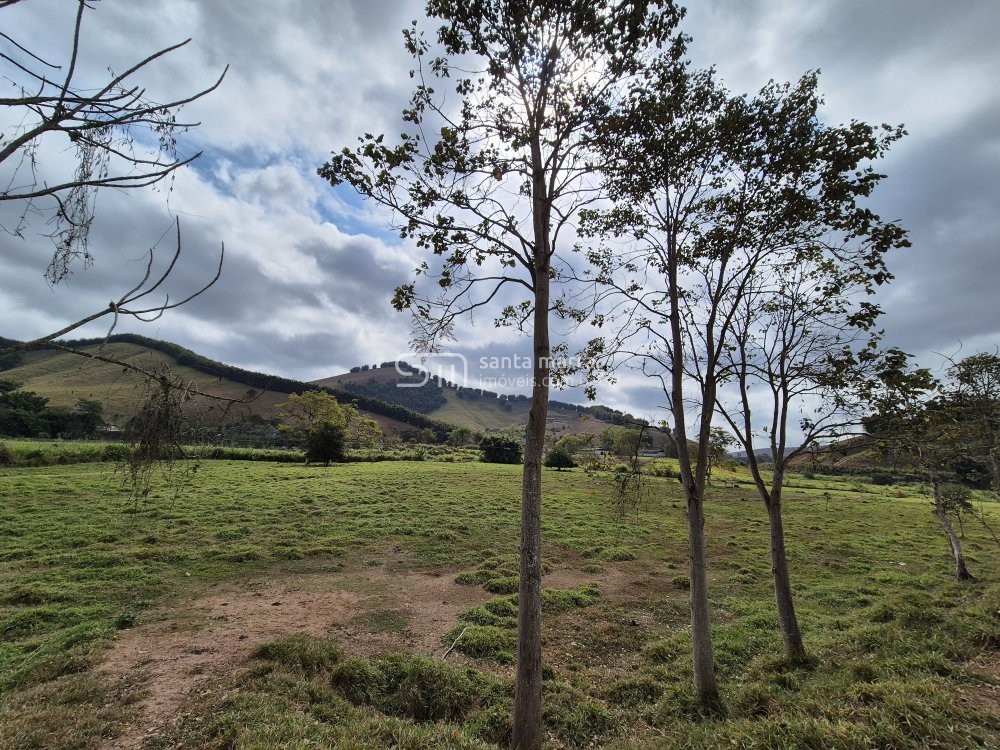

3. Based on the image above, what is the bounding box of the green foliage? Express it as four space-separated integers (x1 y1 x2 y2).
337 375 446 415
479 434 521 464
938 483 972 513
305 421 346 465
544 443 576 470
869 470 896 486
599 426 649 457
553 433 595 455
644 461 677 479
447 426 478 447
278 391 348 465
0 382 103 439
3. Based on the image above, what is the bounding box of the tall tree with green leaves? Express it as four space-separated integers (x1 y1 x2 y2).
946 353 1000 492
870 351 1000 580
706 74 908 664
320 2 682 744
277 391 348 465
582 59 907 678
579 55 730 704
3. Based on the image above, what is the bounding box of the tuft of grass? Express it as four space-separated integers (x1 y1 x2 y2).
458 595 519 628
542 583 600 612
445 625 516 664
450 586 601 665
596 546 638 562
254 633 344 677
329 650 505 723
544 679 618 747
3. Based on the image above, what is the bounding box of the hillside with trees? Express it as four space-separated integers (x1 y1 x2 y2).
315 363 646 435
0 335 450 439
0 334 643 441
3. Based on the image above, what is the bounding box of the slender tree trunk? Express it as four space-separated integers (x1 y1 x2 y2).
766 494 806 662
686 485 718 701
665 234 718 706
932 479 973 581
511 160 551 750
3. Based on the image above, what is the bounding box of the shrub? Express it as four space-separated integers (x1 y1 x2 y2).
544 444 576 470
645 461 676 478
479 434 522 464
870 470 896 486
305 421 346 465
0 441 11 465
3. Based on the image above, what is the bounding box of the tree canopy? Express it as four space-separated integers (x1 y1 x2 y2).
277 391 349 465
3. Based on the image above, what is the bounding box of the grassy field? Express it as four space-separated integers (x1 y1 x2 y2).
0 458 997 749
0 439 485 469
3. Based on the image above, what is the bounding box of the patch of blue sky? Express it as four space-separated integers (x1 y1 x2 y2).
316 183 402 245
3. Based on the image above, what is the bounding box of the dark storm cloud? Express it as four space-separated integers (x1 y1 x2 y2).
201 330 362 380
786 0 999 72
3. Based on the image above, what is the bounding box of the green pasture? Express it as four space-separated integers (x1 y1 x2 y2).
0 459 996 748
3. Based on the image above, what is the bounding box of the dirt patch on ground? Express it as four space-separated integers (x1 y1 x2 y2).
96 566 489 750
544 560 658 606
95 560 646 749
957 655 1000 717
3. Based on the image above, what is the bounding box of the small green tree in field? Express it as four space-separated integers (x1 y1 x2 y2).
347 412 383 449
599 426 648 457
544 444 575 471
278 391 348 466
305 421 347 465
480 435 522 465
705 427 735 483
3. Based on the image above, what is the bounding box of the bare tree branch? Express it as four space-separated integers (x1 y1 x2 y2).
1 0 228 282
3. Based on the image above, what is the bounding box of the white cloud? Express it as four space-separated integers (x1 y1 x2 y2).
2 0 999 423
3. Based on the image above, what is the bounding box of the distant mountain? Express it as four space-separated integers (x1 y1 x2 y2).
313 364 646 435
0 334 643 439
0 334 451 437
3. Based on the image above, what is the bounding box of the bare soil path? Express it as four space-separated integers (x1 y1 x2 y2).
95 560 644 749
96 566 487 749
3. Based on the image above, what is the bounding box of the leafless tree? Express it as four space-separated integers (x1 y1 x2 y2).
1 0 233 494
1 0 227 282
2 0 227 357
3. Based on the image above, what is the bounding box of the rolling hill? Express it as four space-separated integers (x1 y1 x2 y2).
312 366 628 436
0 335 644 439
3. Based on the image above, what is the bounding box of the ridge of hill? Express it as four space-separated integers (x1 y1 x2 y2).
312 365 647 436
0 334 452 438
0 334 647 440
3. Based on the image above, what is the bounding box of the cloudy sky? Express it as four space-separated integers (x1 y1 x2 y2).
2 0 998 421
